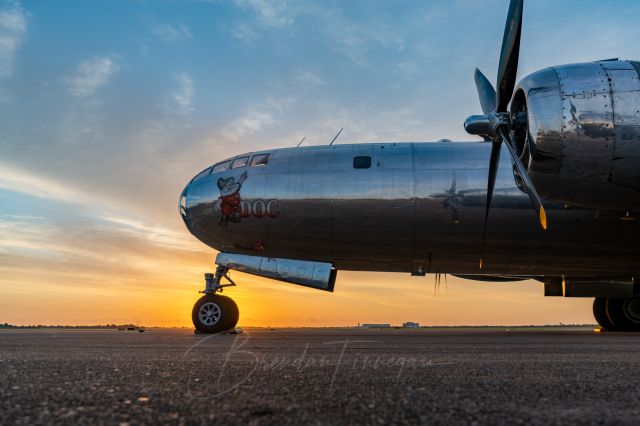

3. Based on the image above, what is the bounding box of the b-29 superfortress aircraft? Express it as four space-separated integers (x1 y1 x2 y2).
180 0 640 333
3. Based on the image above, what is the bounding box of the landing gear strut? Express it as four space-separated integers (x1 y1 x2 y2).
192 266 239 334
593 296 640 332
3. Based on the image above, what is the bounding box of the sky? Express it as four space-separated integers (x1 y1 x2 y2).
1 0 640 327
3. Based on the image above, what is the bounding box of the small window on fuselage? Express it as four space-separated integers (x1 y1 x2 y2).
251 153 270 167
212 160 231 173
353 156 371 169
231 156 249 169
192 167 212 182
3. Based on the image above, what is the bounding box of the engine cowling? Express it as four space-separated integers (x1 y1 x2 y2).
511 60 640 211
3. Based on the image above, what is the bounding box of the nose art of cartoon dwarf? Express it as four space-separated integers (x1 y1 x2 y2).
214 171 247 226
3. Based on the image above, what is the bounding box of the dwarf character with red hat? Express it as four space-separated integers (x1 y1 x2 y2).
215 171 247 226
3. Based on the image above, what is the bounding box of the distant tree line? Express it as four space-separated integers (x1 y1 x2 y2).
0 323 140 329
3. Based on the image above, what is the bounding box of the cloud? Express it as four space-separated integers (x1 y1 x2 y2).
294 69 325 86
231 23 259 43
99 215 199 252
0 1 27 79
67 55 119 97
394 62 420 78
230 1 404 66
221 109 274 141
171 72 194 114
0 164 202 262
0 162 90 204
0 217 103 261
152 22 192 42
323 17 405 66
219 97 294 142
233 0 295 27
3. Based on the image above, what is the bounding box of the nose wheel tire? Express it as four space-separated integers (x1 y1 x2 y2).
605 297 640 332
192 294 239 334
593 297 616 331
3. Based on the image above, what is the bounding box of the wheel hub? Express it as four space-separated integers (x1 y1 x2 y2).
199 302 221 326
624 298 640 323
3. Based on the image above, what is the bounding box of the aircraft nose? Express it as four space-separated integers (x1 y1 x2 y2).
178 167 217 232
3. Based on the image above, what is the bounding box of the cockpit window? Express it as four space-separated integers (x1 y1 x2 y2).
192 167 212 182
231 156 249 169
250 153 269 167
212 160 231 173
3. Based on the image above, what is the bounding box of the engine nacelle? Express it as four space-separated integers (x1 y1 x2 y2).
512 60 640 211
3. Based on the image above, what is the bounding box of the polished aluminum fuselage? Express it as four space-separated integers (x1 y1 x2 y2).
183 142 640 277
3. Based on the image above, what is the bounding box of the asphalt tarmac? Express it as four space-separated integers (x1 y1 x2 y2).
2 327 640 425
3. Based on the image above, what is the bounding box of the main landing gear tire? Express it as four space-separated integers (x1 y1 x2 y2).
192 294 239 334
593 297 616 331
605 297 640 332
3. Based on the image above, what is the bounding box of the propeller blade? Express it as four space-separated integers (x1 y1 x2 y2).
498 127 547 230
479 138 503 269
496 0 523 112
474 68 496 115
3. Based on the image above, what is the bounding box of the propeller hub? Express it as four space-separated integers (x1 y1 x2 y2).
463 115 492 136
463 111 511 139
490 112 511 133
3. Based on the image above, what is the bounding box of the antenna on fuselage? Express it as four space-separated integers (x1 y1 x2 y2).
329 128 343 145
296 136 306 147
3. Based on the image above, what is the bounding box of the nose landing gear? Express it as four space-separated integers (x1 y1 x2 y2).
192 266 239 334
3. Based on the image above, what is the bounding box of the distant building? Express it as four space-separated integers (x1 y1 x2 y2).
403 322 420 328
361 323 391 329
